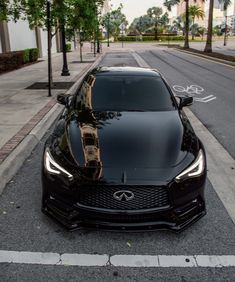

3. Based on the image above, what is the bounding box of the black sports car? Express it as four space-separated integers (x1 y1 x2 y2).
42 66 206 232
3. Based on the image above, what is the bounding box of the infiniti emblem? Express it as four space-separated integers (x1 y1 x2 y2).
113 190 134 202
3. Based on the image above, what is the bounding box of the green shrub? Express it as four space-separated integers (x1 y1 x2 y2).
66 43 72 52
117 35 185 42
29 48 39 62
142 36 155 41
23 49 30 63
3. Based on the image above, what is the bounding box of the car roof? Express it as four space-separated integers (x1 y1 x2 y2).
90 66 161 77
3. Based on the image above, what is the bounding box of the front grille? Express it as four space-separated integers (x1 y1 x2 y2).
77 185 170 210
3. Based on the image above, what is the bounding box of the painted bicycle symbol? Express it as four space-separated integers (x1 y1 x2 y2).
173 84 216 103
173 85 204 96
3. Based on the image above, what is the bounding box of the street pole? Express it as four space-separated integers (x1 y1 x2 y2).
61 23 70 76
224 11 228 46
47 0 52 97
93 35 96 57
107 13 110 47
122 25 124 48
97 26 100 53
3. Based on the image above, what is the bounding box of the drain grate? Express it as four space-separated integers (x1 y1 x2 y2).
26 82 75 90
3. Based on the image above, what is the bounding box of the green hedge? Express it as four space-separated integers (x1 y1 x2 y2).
23 48 39 63
29 48 39 62
117 36 154 41
117 35 185 42
66 43 72 52
23 49 30 63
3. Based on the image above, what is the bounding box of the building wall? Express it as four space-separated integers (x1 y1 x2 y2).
177 0 206 27
101 0 110 15
40 29 57 57
0 20 58 56
177 0 205 17
8 20 37 51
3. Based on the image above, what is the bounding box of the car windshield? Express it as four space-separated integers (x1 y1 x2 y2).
76 75 176 111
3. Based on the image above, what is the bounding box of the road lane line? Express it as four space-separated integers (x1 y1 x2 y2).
0 250 60 265
110 255 159 267
132 51 235 225
1 251 235 267
60 253 109 266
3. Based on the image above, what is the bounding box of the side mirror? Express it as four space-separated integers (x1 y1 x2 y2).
57 94 70 106
178 96 193 109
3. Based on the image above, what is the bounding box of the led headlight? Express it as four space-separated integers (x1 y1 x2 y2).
44 148 73 181
175 149 205 183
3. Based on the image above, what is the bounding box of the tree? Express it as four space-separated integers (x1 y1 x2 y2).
172 16 185 34
1 0 104 58
101 4 128 41
188 5 205 40
164 0 188 48
129 15 152 34
213 25 222 36
67 0 103 61
198 26 207 40
204 0 231 52
147 7 169 40
164 0 192 48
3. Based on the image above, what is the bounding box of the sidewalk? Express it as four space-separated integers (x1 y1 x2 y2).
179 40 235 57
0 43 104 193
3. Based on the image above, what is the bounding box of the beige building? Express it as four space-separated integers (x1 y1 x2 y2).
177 0 206 27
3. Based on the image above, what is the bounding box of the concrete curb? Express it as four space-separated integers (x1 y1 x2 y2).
176 48 235 67
0 52 106 195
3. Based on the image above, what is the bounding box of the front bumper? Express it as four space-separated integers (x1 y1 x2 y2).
42 197 205 232
42 176 206 232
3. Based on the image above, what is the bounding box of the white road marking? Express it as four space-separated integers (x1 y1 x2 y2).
172 84 216 103
0 250 60 265
194 95 214 100
60 253 109 266
132 51 235 225
1 251 235 267
173 85 204 95
194 95 217 103
131 51 157 69
110 255 158 267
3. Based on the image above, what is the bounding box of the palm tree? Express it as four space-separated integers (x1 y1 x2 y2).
204 0 231 52
147 7 169 40
147 7 162 40
198 26 207 40
164 0 189 48
172 15 192 35
188 5 205 40
172 16 185 33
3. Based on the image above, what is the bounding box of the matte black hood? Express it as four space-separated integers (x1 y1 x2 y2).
64 110 196 182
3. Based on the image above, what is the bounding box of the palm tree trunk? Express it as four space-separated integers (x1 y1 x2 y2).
155 22 158 40
192 18 195 40
78 28 83 62
204 0 214 52
184 0 189 49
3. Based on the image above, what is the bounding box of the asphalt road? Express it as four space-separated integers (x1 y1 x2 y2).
0 49 235 281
